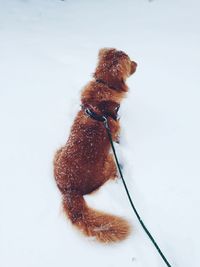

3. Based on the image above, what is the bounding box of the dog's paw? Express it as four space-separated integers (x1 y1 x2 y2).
114 136 120 144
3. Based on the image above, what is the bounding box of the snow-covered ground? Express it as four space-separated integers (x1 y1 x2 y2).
1 0 200 266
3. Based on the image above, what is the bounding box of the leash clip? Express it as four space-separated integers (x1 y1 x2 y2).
85 108 107 123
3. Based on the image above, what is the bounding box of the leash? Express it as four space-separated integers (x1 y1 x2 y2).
85 107 172 267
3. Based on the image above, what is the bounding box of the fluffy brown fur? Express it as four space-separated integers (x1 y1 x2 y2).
54 48 137 243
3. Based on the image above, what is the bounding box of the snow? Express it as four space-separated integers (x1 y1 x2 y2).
0 0 200 266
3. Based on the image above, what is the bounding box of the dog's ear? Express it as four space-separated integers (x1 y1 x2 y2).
98 48 108 58
98 48 116 59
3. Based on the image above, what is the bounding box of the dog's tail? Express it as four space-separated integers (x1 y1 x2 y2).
62 190 131 243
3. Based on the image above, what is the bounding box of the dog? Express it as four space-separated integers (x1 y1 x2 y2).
54 48 137 243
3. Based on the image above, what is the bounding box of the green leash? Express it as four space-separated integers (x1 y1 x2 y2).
103 118 172 267
85 107 173 267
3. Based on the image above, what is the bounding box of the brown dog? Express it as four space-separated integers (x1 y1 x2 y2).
54 48 137 243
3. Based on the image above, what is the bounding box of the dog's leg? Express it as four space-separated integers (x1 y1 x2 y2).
109 120 120 143
103 154 118 181
87 154 118 196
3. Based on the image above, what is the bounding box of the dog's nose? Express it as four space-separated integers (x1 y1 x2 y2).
130 60 137 74
132 61 137 68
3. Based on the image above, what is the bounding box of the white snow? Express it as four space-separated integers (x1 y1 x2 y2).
0 0 200 266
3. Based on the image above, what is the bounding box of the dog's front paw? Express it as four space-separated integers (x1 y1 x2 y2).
114 136 120 144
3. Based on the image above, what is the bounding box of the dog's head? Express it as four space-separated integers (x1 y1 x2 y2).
94 48 137 91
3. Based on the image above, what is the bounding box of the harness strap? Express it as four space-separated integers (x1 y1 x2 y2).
83 104 119 122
